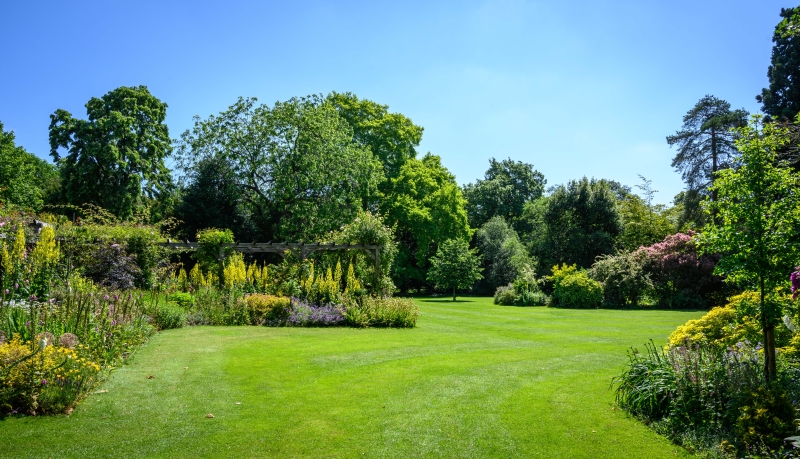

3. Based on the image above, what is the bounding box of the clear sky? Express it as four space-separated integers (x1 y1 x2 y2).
0 0 789 205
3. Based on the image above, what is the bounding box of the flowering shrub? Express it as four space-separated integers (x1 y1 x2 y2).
614 340 799 455
288 298 346 326
0 336 100 415
245 294 291 325
636 232 724 308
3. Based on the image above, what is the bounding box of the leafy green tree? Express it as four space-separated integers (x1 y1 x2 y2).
382 154 472 292
758 7 800 121
427 238 483 301
174 155 257 241
667 95 748 222
463 158 546 231
0 122 59 211
616 176 676 251
327 92 423 180
475 216 530 294
176 96 384 242
697 116 800 381
534 177 622 271
49 86 172 219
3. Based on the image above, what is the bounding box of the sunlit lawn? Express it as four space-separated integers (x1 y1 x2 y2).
0 298 704 458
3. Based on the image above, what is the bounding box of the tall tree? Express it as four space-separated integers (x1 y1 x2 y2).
697 116 800 381
176 96 384 242
758 7 800 121
535 177 622 271
382 154 472 292
0 122 59 211
327 92 423 180
174 155 258 241
49 86 172 219
475 216 530 294
462 157 546 231
667 95 748 219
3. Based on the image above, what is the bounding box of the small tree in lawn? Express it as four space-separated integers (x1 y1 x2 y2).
697 115 800 381
427 239 483 301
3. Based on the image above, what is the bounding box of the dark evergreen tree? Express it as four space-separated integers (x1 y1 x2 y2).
174 155 257 241
667 95 748 221
757 7 800 121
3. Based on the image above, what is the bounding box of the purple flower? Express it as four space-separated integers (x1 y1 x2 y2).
29 295 37 302
791 268 800 299
41 379 47 385
103 295 109 301
14 283 18 290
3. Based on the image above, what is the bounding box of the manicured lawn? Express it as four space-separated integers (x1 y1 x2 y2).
0 298 704 458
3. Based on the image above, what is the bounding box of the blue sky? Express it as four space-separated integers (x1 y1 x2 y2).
0 0 789 205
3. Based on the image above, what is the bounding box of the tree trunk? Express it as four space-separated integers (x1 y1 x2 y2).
453 286 457 302
711 129 719 222
761 277 777 381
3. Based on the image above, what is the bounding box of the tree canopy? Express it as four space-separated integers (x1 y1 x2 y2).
427 238 483 301
49 86 172 219
382 153 471 292
463 158 546 231
667 95 748 211
327 92 423 180
532 177 622 271
758 7 800 121
0 122 58 212
475 216 530 294
176 95 384 242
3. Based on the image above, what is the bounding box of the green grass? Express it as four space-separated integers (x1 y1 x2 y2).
0 298 704 458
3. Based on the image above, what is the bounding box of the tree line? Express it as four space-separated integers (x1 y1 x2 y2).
2 6 800 297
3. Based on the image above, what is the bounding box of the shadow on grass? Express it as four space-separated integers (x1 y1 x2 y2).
415 297 484 304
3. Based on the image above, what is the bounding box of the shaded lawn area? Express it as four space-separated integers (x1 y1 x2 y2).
0 298 704 458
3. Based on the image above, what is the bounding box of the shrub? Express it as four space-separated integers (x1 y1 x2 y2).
153 303 186 330
168 292 195 309
667 291 793 352
735 385 796 450
82 243 141 290
343 296 418 328
245 294 291 325
195 228 234 282
493 284 548 306
191 288 249 326
637 232 724 308
288 298 346 327
493 285 517 305
0 336 100 415
550 266 602 308
589 250 652 307
517 290 548 306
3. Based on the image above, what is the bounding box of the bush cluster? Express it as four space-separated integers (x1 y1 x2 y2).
615 340 800 456
548 264 602 309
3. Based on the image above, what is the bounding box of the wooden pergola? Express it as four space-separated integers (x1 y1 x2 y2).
159 241 382 279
